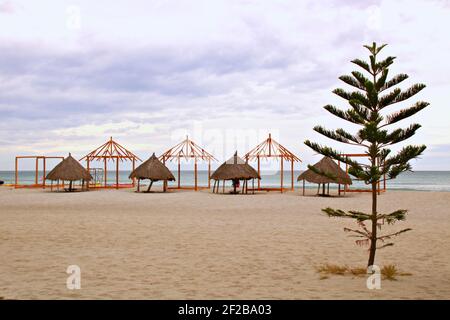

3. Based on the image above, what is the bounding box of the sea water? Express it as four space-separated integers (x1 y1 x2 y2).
1 170 450 192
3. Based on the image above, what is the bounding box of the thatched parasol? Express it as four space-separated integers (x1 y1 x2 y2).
46 153 92 191
129 153 175 192
297 156 352 196
211 152 260 194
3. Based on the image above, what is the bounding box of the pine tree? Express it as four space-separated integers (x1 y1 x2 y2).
305 42 429 267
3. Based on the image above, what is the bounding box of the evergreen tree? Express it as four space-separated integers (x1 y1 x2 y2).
305 42 429 267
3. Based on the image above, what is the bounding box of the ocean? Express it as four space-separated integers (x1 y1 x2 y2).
1 170 450 192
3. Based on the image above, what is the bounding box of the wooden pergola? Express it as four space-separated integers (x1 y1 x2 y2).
80 137 141 189
244 133 301 192
159 136 217 191
14 155 64 188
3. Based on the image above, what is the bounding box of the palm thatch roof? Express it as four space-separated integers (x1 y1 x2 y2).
46 154 92 181
211 152 261 181
129 153 175 181
297 157 352 185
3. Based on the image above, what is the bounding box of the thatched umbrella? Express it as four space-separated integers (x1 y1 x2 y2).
211 152 260 194
46 153 92 192
129 153 175 192
297 156 352 196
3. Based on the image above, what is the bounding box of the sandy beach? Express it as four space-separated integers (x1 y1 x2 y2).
0 187 449 300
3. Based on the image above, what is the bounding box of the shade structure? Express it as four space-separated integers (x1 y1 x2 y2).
159 136 217 191
46 153 92 192
211 152 260 194
244 133 301 192
80 137 141 189
129 153 175 192
297 156 352 196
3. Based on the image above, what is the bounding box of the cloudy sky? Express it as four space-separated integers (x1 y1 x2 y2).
0 0 449 170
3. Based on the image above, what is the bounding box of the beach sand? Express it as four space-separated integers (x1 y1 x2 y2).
0 186 449 299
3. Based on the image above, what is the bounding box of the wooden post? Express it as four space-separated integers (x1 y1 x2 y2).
35 157 39 185
208 159 211 189
280 156 284 193
86 159 90 189
177 157 181 188
104 158 107 187
257 155 260 189
337 159 340 196
303 180 305 196
15 157 18 188
137 179 140 192
222 180 225 194
194 158 198 191
162 157 167 191
116 156 119 190
291 159 294 191
43 157 46 189
132 158 136 187
252 179 255 194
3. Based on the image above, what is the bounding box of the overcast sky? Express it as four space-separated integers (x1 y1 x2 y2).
0 0 449 170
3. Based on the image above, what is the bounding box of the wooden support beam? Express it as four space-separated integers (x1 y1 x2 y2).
35 157 39 185
208 159 211 188
116 156 119 190
178 157 181 188
104 158 107 187
291 159 294 191
257 156 260 189
280 156 284 193
15 157 18 188
132 158 136 187
194 158 198 191
43 157 46 189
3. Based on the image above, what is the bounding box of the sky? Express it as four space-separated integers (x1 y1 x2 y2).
0 0 449 171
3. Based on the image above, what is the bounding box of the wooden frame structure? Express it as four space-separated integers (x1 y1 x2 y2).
159 136 217 191
80 137 141 189
244 133 301 192
340 153 387 195
14 155 64 188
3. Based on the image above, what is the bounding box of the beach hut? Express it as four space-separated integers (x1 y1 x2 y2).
46 154 92 192
211 152 260 194
297 156 352 196
129 153 175 192
244 133 301 192
159 136 217 191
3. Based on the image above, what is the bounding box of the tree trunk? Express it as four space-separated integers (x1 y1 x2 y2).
69 180 73 192
368 181 378 267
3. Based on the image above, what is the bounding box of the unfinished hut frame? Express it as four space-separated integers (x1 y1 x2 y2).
14 155 64 189
244 133 301 192
80 137 141 189
159 136 217 191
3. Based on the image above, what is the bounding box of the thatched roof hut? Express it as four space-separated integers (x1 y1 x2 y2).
211 152 260 194
46 154 92 182
129 153 175 192
297 157 352 196
211 152 260 181
298 157 352 185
